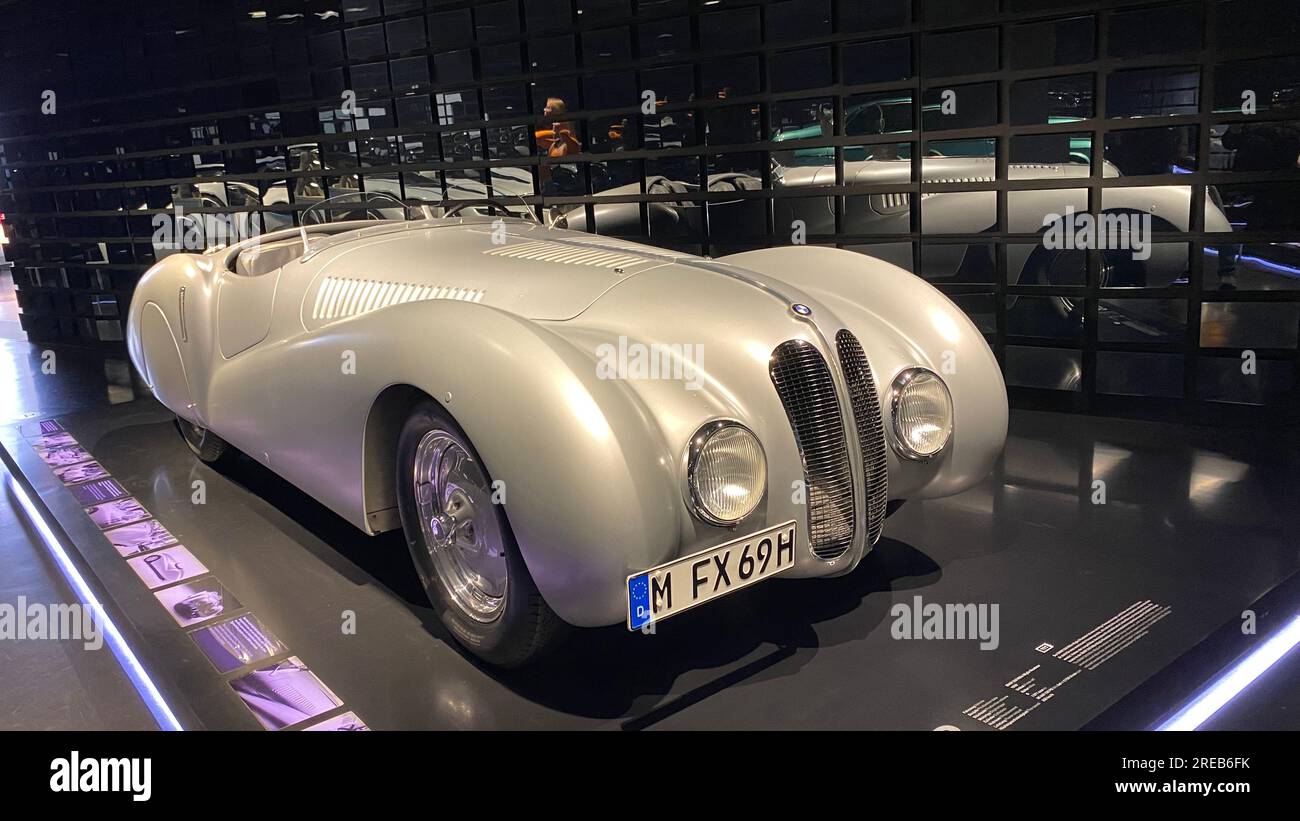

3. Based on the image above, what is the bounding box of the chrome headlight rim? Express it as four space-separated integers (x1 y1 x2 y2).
684 420 768 528
889 367 953 461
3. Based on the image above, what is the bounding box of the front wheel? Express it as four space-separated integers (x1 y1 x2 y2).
176 417 232 465
395 400 565 667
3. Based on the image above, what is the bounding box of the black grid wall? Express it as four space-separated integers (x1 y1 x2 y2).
1 0 1298 424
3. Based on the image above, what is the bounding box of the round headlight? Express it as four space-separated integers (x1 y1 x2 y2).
687 422 767 526
890 368 953 460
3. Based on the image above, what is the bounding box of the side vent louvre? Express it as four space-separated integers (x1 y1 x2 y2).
836 330 889 546
482 240 645 269
311 277 485 321
768 340 856 560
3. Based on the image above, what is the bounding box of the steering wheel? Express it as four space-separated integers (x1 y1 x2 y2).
440 198 542 224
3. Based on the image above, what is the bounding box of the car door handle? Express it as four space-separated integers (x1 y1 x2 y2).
178 286 188 343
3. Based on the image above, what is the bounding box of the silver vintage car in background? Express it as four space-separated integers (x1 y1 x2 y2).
127 202 1008 666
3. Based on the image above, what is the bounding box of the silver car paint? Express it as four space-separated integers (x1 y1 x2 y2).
128 218 1007 627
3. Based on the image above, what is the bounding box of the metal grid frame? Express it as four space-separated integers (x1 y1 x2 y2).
0 0 1296 424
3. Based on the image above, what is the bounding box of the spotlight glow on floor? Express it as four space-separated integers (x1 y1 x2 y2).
1157 613 1300 731
7 474 183 731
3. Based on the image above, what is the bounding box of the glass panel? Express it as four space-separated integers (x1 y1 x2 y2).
588 115 637 153
1109 3 1202 58
844 242 914 271
640 18 689 57
843 142 911 172
843 92 912 138
1007 240 1085 286
475 0 520 40
844 193 912 234
773 195 835 236
1104 126 1199 176
1107 67 1200 118
842 37 912 85
771 97 835 145
921 28 998 77
921 82 999 131
706 105 761 146
640 65 693 106
591 158 640 193
643 110 697 151
583 27 630 65
530 35 576 72
706 195 767 243
702 56 761 99
924 137 996 170
1010 16 1095 69
766 0 832 43
1200 302 1300 348
1005 346 1083 391
1101 186 1191 230
837 0 910 31
701 8 760 49
1212 122 1300 171
1008 295 1087 339
1097 352 1185 398
921 242 997 283
1213 182 1300 232
584 72 637 110
1213 0 1300 49
1097 298 1188 344
771 47 832 92
1196 357 1294 404
525 0 572 34
1011 74 1093 126
1010 132 1092 172
1205 243 1300 290
945 291 997 335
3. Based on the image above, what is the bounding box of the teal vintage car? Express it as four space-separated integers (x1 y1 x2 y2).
772 97 1091 163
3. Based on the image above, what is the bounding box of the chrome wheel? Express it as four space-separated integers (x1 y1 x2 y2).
412 430 508 623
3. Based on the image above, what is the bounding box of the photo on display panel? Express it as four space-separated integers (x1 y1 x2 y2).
125 544 208 589
33 432 76 450
230 657 344 730
304 711 369 731
52 460 110 485
192 613 287 673
39 445 93 467
68 477 128 506
154 577 242 628
86 497 151 530
104 518 180 556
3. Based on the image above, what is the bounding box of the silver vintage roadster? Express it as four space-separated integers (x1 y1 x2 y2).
127 200 1008 665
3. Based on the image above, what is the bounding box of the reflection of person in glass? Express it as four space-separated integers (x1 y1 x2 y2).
1217 122 1300 289
537 97 581 194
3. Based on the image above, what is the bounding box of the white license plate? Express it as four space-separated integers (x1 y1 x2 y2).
626 520 797 631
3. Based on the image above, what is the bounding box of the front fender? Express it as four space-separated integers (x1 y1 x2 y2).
719 246 1008 500
214 299 680 628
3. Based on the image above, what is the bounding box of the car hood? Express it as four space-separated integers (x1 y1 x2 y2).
298 221 678 328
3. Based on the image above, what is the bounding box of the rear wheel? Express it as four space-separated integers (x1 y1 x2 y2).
395 400 565 667
176 417 231 464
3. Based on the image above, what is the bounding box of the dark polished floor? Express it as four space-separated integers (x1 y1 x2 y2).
0 272 157 729
1 267 1298 729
